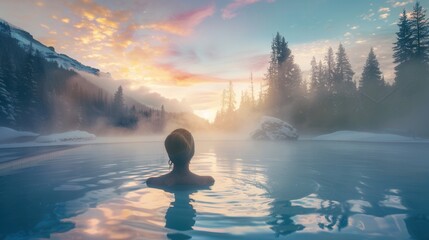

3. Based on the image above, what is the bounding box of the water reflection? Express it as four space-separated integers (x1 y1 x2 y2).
1 141 429 239
165 191 196 232
163 188 201 240
266 200 305 237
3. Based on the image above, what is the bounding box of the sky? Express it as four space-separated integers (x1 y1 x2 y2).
0 0 425 121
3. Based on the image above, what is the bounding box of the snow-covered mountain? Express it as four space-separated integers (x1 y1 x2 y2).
0 18 99 75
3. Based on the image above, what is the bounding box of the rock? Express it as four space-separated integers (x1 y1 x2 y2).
250 116 299 141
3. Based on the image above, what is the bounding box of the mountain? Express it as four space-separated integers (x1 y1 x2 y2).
0 18 99 75
0 18 210 133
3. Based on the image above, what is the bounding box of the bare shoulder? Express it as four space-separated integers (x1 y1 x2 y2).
198 175 215 186
146 176 159 186
146 174 169 187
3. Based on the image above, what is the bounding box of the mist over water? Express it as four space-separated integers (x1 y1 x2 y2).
1 139 428 239
1 1 429 240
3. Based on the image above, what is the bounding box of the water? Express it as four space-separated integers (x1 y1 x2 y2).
0 140 428 239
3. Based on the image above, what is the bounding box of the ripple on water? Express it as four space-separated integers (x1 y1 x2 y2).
1 141 429 239
54 184 85 191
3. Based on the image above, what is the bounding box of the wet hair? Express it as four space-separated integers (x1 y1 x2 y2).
164 128 195 166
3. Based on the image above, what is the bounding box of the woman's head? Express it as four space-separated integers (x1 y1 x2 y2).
165 128 195 167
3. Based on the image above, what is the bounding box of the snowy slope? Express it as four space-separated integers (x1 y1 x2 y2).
313 131 427 143
0 127 39 142
0 18 99 75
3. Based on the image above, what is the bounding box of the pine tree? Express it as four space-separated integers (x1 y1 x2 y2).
16 52 38 128
239 90 249 110
258 82 264 109
31 51 45 126
265 33 280 108
0 63 15 125
317 60 327 92
215 82 236 128
359 48 384 98
324 47 335 92
394 10 413 65
160 104 166 130
227 80 236 113
265 32 301 111
286 59 303 97
393 10 414 88
221 89 227 115
410 1 429 62
113 85 124 119
310 56 318 94
334 43 355 91
394 2 429 95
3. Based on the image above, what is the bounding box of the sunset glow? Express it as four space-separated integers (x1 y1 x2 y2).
0 0 415 121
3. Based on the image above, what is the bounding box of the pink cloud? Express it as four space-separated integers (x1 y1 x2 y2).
155 63 224 85
246 53 270 72
144 4 215 36
222 0 274 19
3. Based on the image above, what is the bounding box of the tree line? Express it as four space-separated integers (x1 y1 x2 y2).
215 2 429 136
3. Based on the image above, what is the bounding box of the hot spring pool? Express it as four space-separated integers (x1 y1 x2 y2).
0 140 428 239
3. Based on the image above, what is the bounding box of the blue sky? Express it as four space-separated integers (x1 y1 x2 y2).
0 0 425 120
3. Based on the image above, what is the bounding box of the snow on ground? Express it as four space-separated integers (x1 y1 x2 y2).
0 135 166 149
313 131 427 142
0 127 39 142
35 131 96 143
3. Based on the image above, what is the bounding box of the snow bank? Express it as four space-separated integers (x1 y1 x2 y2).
250 116 299 141
0 127 39 142
313 131 423 142
35 131 96 143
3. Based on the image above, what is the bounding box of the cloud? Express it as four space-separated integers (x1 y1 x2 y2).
166 45 200 64
61 18 70 23
40 24 49 29
35 1 44 7
380 13 390 19
344 32 352 37
56 0 134 53
351 25 359 30
143 4 215 36
39 37 57 46
400 11 413 18
245 54 270 72
222 0 274 19
154 63 227 85
183 91 221 110
379 7 390 12
389 0 414 7
361 12 376 21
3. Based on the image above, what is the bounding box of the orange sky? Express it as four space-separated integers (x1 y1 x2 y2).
0 0 412 121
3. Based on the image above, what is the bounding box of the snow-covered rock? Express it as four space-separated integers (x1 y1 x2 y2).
0 127 39 143
250 116 299 141
35 131 96 143
313 131 421 142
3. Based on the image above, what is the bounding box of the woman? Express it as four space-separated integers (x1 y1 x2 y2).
146 128 214 187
